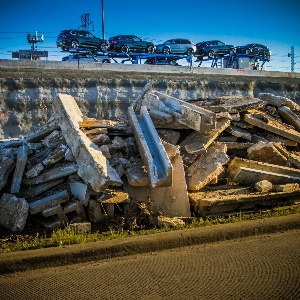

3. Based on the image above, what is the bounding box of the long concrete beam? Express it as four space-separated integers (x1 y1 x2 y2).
128 106 173 188
52 93 122 192
142 91 216 132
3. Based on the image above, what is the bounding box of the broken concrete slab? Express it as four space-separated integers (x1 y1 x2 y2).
78 118 127 131
98 190 129 204
254 180 273 193
25 120 60 143
226 125 251 141
128 105 172 188
84 128 108 135
10 145 28 193
25 163 45 179
89 134 111 146
29 190 69 215
143 91 216 132
17 178 65 198
0 193 29 231
218 142 255 150
63 200 86 222
278 106 300 132
288 152 300 169
186 143 229 190
42 130 66 148
52 93 122 191
247 141 288 166
42 147 66 167
227 157 300 186
26 148 51 171
40 204 68 227
69 181 97 206
157 129 181 145
125 160 150 187
148 109 174 124
23 162 78 185
258 93 300 111
244 110 300 143
0 155 15 191
189 184 300 217
0 138 27 148
86 199 107 223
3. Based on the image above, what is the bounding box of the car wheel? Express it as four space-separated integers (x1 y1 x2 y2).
71 40 79 49
163 47 170 54
146 45 155 54
120 45 129 53
99 42 108 52
245 48 251 54
102 59 110 63
208 50 215 58
186 48 194 55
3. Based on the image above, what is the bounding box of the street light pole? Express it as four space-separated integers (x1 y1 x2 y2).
102 0 105 39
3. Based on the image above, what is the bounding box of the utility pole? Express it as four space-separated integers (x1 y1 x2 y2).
101 0 105 39
288 46 295 72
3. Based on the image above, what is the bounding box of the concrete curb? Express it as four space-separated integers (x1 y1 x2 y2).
1 214 300 275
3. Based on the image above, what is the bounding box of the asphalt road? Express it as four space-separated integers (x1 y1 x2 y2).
1 229 299 300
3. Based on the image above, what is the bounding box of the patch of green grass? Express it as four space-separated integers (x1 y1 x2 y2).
1 204 300 254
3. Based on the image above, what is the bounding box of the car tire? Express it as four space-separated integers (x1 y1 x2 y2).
99 42 108 52
71 40 79 49
186 48 194 55
120 45 129 53
163 47 170 54
102 59 110 63
146 45 155 54
208 50 214 58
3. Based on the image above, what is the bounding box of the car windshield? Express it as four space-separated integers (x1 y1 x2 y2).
163 40 172 44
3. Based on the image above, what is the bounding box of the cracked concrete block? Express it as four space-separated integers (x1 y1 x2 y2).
26 148 51 170
247 141 288 166
52 94 122 191
227 157 300 185
148 109 174 123
288 152 300 169
23 162 78 185
69 182 97 206
10 145 28 193
37 204 68 229
226 125 251 141
258 93 300 111
25 163 45 178
42 130 66 148
157 129 180 145
254 180 273 193
99 145 111 158
86 199 107 223
65 148 76 161
244 110 300 143
63 200 86 222
89 134 111 146
25 120 60 143
84 128 108 136
17 178 65 198
186 143 229 190
0 193 29 231
0 155 15 191
42 148 66 167
263 133 297 147
98 190 129 203
125 159 151 186
29 190 69 214
278 106 300 132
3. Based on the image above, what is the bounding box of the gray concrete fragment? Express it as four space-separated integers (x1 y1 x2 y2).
52 94 122 191
278 106 300 132
89 134 111 146
244 111 300 143
65 148 76 161
23 162 78 185
247 141 288 166
125 159 151 186
132 80 153 112
40 204 68 228
79 118 127 131
63 200 86 222
228 157 300 185
42 130 66 148
218 142 255 150
226 125 251 141
11 145 28 193
186 143 229 190
17 178 65 198
128 106 173 188
254 180 273 193
274 183 299 192
288 152 300 169
29 190 69 214
86 199 107 223
0 155 15 190
99 145 111 158
69 182 98 206
0 139 26 148
42 148 66 167
157 129 180 145
25 163 45 178
258 93 300 110
25 120 60 143
98 190 129 203
84 128 108 136
148 109 174 123
0 193 29 231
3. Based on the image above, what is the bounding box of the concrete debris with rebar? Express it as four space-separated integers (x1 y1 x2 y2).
1 87 300 231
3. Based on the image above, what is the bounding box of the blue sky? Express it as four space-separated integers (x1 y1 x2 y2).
1 0 299 72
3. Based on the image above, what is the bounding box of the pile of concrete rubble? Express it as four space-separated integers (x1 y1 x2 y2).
1 82 300 232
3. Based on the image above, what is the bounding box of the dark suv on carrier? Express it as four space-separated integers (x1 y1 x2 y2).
108 35 155 53
56 29 109 52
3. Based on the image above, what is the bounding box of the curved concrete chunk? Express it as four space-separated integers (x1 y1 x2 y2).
52 94 122 191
